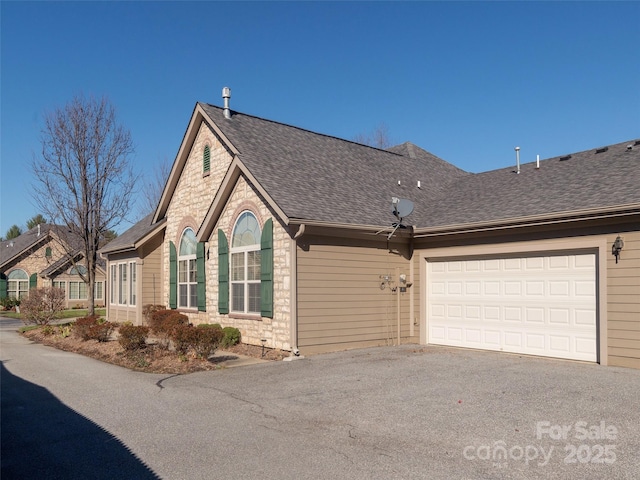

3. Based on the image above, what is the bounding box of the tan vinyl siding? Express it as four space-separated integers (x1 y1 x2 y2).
607 231 640 368
297 238 413 354
140 233 163 309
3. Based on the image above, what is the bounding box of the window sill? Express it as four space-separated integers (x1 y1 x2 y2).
229 312 262 321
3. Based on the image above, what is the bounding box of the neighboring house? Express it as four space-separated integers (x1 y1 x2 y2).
100 90 640 368
0 224 107 309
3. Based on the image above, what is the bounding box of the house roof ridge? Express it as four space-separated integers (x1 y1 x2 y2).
198 102 406 157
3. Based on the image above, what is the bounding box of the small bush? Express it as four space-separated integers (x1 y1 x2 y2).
19 287 65 325
118 325 150 351
194 324 224 358
142 304 165 325
148 309 186 334
73 315 114 342
170 324 198 355
221 327 241 348
90 320 115 342
0 296 20 310
74 315 100 340
58 325 72 338
42 325 55 336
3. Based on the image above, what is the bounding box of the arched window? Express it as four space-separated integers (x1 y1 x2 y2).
203 145 211 174
8 269 29 299
178 228 198 308
69 265 88 276
230 212 261 314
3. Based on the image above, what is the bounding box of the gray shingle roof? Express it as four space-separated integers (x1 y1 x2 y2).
200 104 468 227
201 103 639 230
99 213 159 254
0 224 103 275
415 140 640 229
0 225 51 268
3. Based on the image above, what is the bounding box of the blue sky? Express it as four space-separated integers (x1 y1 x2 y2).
1 1 639 235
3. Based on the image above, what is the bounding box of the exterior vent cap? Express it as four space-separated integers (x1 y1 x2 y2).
595 147 609 154
560 155 572 161
634 140 640 146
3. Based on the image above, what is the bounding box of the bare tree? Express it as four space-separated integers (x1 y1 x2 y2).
138 155 171 217
26 214 47 230
32 95 137 316
353 123 393 149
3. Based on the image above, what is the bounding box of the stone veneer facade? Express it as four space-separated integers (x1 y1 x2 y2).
161 119 292 350
2 231 106 307
205 176 292 351
2 236 62 289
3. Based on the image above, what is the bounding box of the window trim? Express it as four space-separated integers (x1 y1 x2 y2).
178 228 198 310
203 144 211 176
230 211 262 315
7 269 29 300
110 261 135 307
68 281 88 301
129 262 136 306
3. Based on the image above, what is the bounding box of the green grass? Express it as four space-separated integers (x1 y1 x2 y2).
1 308 106 321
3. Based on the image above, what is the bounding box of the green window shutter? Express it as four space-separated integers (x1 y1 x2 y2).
0 274 7 300
197 241 206 312
218 229 229 314
203 145 211 173
260 218 273 318
169 241 177 309
45 247 52 258
29 273 37 290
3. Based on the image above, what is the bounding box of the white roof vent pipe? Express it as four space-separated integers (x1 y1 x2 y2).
222 87 231 119
514 146 520 174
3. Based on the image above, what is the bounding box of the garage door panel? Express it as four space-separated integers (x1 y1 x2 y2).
427 253 597 362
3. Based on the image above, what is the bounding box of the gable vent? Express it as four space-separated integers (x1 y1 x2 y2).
560 154 572 161
595 147 609 154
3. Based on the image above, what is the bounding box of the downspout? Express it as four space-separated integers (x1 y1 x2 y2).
396 266 401 346
289 224 306 356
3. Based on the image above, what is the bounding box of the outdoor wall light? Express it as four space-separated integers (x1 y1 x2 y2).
612 235 624 264
379 274 393 291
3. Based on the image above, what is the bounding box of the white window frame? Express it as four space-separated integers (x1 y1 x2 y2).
118 263 128 305
178 228 197 309
129 262 136 306
68 281 88 300
8 269 29 300
53 280 66 293
230 212 261 314
94 281 103 300
110 265 117 305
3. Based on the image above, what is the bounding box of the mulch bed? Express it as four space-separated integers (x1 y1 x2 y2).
21 327 288 374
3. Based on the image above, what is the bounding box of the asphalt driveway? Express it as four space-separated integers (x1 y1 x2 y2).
2 317 639 479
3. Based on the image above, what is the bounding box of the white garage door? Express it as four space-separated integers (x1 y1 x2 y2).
427 253 597 362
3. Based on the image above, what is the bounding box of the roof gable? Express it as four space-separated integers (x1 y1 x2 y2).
198 103 466 227
99 213 166 255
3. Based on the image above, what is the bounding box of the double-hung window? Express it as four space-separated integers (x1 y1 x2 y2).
110 265 117 304
8 270 29 299
178 229 197 309
129 262 136 306
230 212 261 314
118 264 127 305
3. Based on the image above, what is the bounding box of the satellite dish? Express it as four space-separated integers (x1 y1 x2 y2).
379 197 414 239
392 197 414 221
